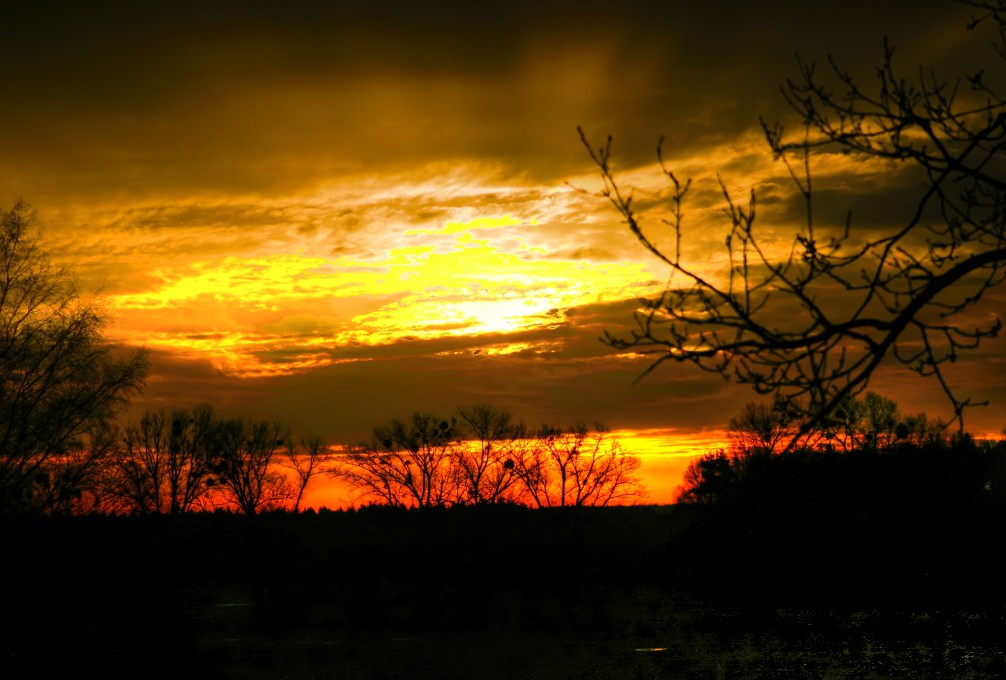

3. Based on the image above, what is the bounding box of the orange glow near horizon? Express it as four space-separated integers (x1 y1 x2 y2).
298 428 730 510
608 428 730 504
8 0 1003 477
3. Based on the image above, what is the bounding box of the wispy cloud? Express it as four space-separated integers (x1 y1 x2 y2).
4 0 1001 449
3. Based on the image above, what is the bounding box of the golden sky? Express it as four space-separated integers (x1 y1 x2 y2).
2 0 1003 496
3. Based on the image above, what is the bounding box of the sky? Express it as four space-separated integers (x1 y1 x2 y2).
2 1 1004 503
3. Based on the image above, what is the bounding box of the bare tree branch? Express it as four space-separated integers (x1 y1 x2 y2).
584 9 1006 439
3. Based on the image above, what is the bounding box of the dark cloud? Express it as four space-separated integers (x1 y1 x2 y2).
3 0 983 201
125 281 1005 445
5 0 1003 451
221 343 747 443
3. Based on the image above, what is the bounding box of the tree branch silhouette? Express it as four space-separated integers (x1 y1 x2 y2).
0 200 147 514
580 4 1006 438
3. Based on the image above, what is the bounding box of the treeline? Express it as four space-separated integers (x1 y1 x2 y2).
338 404 643 509
677 391 1004 509
671 392 1006 609
1 404 329 516
0 399 644 515
0 202 645 516
2 199 1002 521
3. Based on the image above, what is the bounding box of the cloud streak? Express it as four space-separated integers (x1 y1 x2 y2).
2 0 1002 458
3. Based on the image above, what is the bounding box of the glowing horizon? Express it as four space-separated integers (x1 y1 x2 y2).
298 426 731 510
4 0 1002 483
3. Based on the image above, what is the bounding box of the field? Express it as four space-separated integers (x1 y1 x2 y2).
3 505 1004 679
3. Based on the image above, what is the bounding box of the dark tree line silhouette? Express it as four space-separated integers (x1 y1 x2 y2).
44 404 330 515
0 199 647 515
3 7 1006 677
677 391 1004 510
5 6 1006 521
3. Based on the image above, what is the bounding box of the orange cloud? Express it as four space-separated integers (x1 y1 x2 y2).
106 207 662 376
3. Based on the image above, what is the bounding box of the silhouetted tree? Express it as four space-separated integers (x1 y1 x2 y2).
283 435 331 511
336 406 644 508
206 418 294 514
897 411 950 448
0 200 148 514
727 394 806 458
677 450 735 505
819 391 948 453
113 410 170 514
454 403 522 504
107 405 216 514
581 5 1006 437
728 391 920 457
513 423 644 507
336 412 460 508
676 391 975 506
854 392 901 452
32 421 121 515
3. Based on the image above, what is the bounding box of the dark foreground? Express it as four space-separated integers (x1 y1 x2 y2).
3 504 1004 679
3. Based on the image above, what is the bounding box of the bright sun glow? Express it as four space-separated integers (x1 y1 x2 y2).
108 212 661 376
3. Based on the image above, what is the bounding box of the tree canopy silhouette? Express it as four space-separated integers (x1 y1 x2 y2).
581 2 1006 437
676 391 1004 511
0 200 148 514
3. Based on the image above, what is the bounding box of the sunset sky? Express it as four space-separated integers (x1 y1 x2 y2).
3 0 1004 504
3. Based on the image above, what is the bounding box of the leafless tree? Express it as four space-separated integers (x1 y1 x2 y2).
283 435 332 511
819 391 921 453
116 410 170 514
455 403 522 504
337 407 644 508
727 391 935 459
0 200 148 514
512 423 643 507
581 2 1006 440
335 412 460 508
727 395 807 458
107 405 216 514
849 392 901 452
206 418 294 514
32 421 121 515
164 405 219 512
899 411 951 448
333 406 639 506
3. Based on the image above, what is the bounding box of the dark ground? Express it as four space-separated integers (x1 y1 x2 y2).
2 502 1004 679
